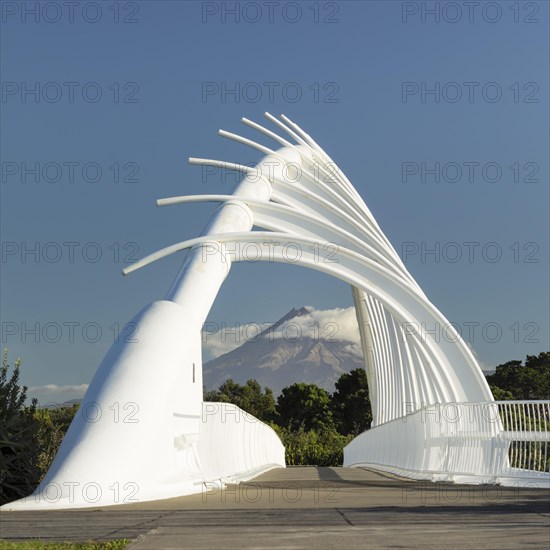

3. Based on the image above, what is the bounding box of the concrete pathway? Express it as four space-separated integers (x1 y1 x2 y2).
1 467 548 549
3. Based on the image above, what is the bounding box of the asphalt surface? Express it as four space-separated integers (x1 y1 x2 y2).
1 467 549 549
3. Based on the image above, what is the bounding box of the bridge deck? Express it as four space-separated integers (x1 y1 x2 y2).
1 467 548 549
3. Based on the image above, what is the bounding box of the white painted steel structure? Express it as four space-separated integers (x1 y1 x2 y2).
344 401 549 486
3 114 548 510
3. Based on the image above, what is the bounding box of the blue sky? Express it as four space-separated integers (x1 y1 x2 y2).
1 1 548 403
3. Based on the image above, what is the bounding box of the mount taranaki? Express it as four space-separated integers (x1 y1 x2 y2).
203 307 364 396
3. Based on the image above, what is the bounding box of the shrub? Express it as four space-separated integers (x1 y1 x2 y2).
271 424 353 466
0 350 41 505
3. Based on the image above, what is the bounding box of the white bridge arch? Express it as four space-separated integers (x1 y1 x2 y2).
4 114 548 510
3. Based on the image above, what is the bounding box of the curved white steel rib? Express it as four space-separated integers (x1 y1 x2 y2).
155 194 417 287
4 114 547 511
122 229 490 409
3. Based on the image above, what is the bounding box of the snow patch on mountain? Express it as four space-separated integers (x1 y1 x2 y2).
203 306 365 396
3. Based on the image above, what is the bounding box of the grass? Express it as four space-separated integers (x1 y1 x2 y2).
0 541 129 550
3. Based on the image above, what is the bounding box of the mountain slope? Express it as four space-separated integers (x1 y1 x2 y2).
203 307 365 396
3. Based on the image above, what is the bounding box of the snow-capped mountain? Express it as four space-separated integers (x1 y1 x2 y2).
203 306 365 396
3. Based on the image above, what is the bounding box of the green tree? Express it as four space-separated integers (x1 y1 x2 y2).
486 352 550 400
34 404 79 479
272 424 353 466
204 379 276 422
489 385 514 401
276 382 334 431
331 368 372 435
0 350 41 505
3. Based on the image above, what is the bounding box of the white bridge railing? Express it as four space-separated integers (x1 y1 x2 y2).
344 400 549 487
497 401 549 474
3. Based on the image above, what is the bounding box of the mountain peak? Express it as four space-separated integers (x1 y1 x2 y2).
204 306 363 395
275 305 313 324
257 306 313 338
